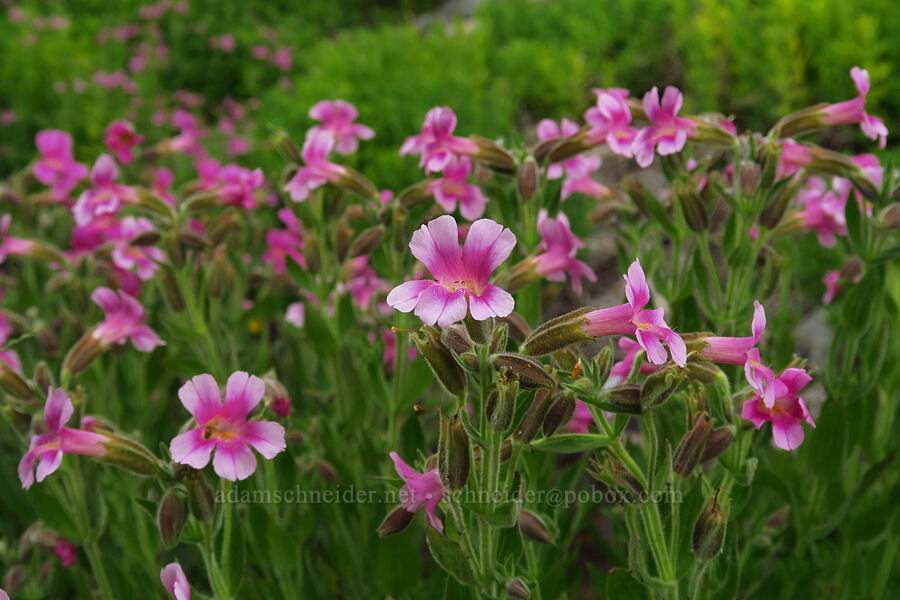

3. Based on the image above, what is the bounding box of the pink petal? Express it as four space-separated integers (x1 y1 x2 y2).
35 447 64 483
663 329 687 367
751 300 766 342
850 66 870 96
468 285 514 321
308 100 336 122
223 371 265 420
424 493 444 532
409 215 464 281
660 86 683 116
457 185 488 221
59 428 108 456
389 451 419 482
170 428 216 469
778 368 813 397
741 399 769 429
771 414 805 451
537 119 560 141
44 387 74 432
212 439 258 481
461 219 516 284
91 287 122 313
642 87 662 122
387 279 438 313
636 330 668 365
624 259 650 311
178 374 222 423
130 325 165 352
242 421 286 459
413 285 468 327
160 563 191 600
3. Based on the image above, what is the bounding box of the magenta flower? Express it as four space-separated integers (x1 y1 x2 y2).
263 208 305 274
284 130 347 202
0 292 22 373
427 155 488 220
340 256 389 309
537 118 581 179
744 348 777 409
632 87 696 168
308 100 375 155
195 158 221 190
72 154 137 226
386 215 516 327
584 88 637 157
797 177 846 247
699 300 766 365
0 214 36 264
169 372 287 481
111 217 164 280
152 167 177 206
609 337 660 382
533 209 596 294
103 120 144 164
54 539 77 567
822 67 888 148
389 451 445 531
399 107 479 174
742 367 815 450
160 563 191 600
567 400 595 434
33 130 88 200
582 259 686 367
822 270 842 305
18 388 109 489
560 155 610 201
218 164 264 210
91 287 165 352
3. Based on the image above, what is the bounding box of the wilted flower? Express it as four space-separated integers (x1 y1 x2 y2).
170 372 286 481
33 130 88 200
632 86 696 168
742 368 815 450
584 88 637 156
400 107 478 174
386 215 516 327
308 100 374 155
533 209 596 294
427 156 488 220
103 120 144 164
160 563 190 600
284 130 346 202
18 388 109 489
72 154 137 225
91 287 165 351
389 451 445 531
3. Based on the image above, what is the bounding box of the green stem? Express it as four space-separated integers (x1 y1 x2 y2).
84 541 115 600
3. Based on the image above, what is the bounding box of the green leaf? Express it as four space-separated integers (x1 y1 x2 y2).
804 402 846 482
335 292 355 340
462 500 518 528
643 190 680 240
425 525 479 587
844 191 863 254
303 302 338 355
495 523 524 566
529 433 611 454
217 514 246 596
606 567 652 599
840 268 884 332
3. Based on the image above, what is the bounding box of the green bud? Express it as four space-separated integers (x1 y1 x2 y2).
521 308 592 356
493 353 554 389
274 130 302 164
336 165 379 200
157 489 185 550
469 135 516 174
0 361 34 400
595 343 614 384
685 360 724 384
159 269 185 313
514 388 555 443
207 245 233 299
1 405 31 436
33 362 54 396
186 472 216 522
544 129 590 164
674 179 708 232
348 225 384 259
518 509 555 545
605 384 642 414
438 413 470 490
304 230 321 274
178 229 208 251
640 366 685 410
397 180 432 209
587 451 644 502
517 158 538 201
412 326 466 398
739 161 760 196
464 312 493 345
440 324 474 354
207 208 240 246
693 491 729 560
673 412 714 477
130 230 161 246
506 577 532 599
543 395 576 436
164 230 185 268
490 321 508 354
700 427 735 463
99 433 165 477
759 138 781 190
489 375 518 433
377 506 415 537
62 331 106 376
4 565 25 594
760 175 803 229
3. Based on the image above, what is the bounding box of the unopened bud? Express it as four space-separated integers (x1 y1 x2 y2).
1 406 31 436
739 161 760 196
304 230 321 274
33 362 53 396
685 360 724 384
397 180 432 209
759 139 781 190
640 366 685 409
493 353 554 388
517 158 538 201
464 312 492 345
348 226 384 259
274 130 302 164
605 384 642 414
543 129 591 164
673 412 713 476
490 321 508 354
881 203 900 229
98 433 165 477
157 489 185 550
178 229 208 251
335 220 353 263
518 510 555 545
159 270 185 313
700 426 734 463
207 208 240 246
130 230 161 246
186 472 216 522
506 577 531 599
469 135 516 174
489 376 518 433
521 308 592 356
412 325 466 397
62 331 106 376
438 413 470 490
207 245 233 299
377 506 415 537
760 176 803 229
674 179 708 232
588 451 644 502
0 361 34 400
543 395 575 436
514 388 555 443
337 165 379 200
440 325 474 354
135 187 176 218
693 490 729 559
164 230 185 268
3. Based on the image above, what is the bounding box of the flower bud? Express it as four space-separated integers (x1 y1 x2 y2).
640 366 685 410
605 384 642 414
700 426 734 463
517 158 538 201
207 245 233 299
207 208 240 246
490 321 508 354
186 472 216 522
493 353 554 388
178 229 208 251
412 326 466 398
506 577 532 599
62 330 106 376
514 388 555 443
588 451 644 502
543 395 576 436
377 506 415 537
543 129 591 164
335 220 354 263
881 203 900 229
159 269 185 313
464 312 493 345
685 360 723 384
130 230 161 246
274 130 302 164
673 412 713 477
397 180 432 209
506 258 543 294
438 413 470 490
693 490 729 560
594 343 614 384
518 509 555 545
1 406 31 436
469 135 516 174
4 565 25 593
348 226 384 259
337 165 379 200
500 312 531 342
164 230 185 268
304 230 321 274
32 361 53 396
157 489 185 550
489 375 518 433
759 175 803 229
0 361 34 400
759 140 781 190
674 179 708 232
739 161 760 196
98 433 165 477
440 325 474 354
521 308 592 356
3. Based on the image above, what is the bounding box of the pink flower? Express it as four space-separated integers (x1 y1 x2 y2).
111 217 164 280
797 177 846 247
1 109 14 126
389 451 445 531
271 47 292 71
582 259 686 367
584 88 637 156
822 67 888 149
399 107 478 175
219 34 235 53
54 539 77 567
741 367 815 450
252 45 269 59
169 372 286 481
744 348 777 409
18 388 108 489
822 270 842 305
0 588 8 600
218 164 264 209
103 120 144 164
283 130 346 202
386 215 516 327
0 214 36 264
226 136 250 157
152 167 177 206
263 209 305 274
72 154 137 226
560 155 610 201
699 300 766 365
533 209 596 294
537 118 580 179
160 563 191 600
427 156 488 220
567 400 595 434
340 256 388 309
195 158 221 190
308 100 375 155
33 130 89 200
285 302 305 327
609 337 660 381
91 287 165 351
632 87 696 168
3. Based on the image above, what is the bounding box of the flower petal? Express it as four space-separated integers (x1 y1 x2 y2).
386 279 437 313
212 439 258 481
468 285 514 321
224 371 265 421
178 374 222 423
170 428 216 469
461 219 516 284
413 285 468 327
409 215 463 282
44 387 74 432
242 421 286 459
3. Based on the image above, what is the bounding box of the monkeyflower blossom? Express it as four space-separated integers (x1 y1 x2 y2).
170 372 287 481
567 400 595 434
195 158 221 190
91 287 165 351
284 130 346 202
103 120 144 164
537 118 581 179
632 86 696 168
0 215 36 264
532 209 596 294
560 155 610 200
18 388 109 489
72 154 138 225
581 259 686 366
822 67 888 148
217 164 264 210
263 208 305 274
152 168 177 206
797 177 846 247
400 107 478 174
427 155 489 220
0 589 7 600
584 88 637 156
389 451 445 531
161 563 191 600
609 337 660 382
111 217 164 280
742 367 815 450
285 302 305 327
386 215 516 327
308 100 374 155
33 130 89 200
699 300 766 365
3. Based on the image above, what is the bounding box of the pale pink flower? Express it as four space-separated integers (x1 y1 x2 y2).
219 34 235 53
822 67 888 148
0 214 36 264
285 302 305 327
160 563 191 600
386 215 516 327
742 367 815 450
400 107 479 175
389 451 445 532
169 372 286 481
271 47 292 71
427 156 488 220
111 217 164 280
308 100 375 155
91 287 165 351
584 88 637 156
533 209 596 294
632 87 696 168
581 259 686 367
218 164 263 209
18 388 108 489
797 177 846 247
699 300 766 365
33 130 88 200
283 130 346 202
536 118 581 179
72 154 137 225
560 155 610 200
152 167 177 206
